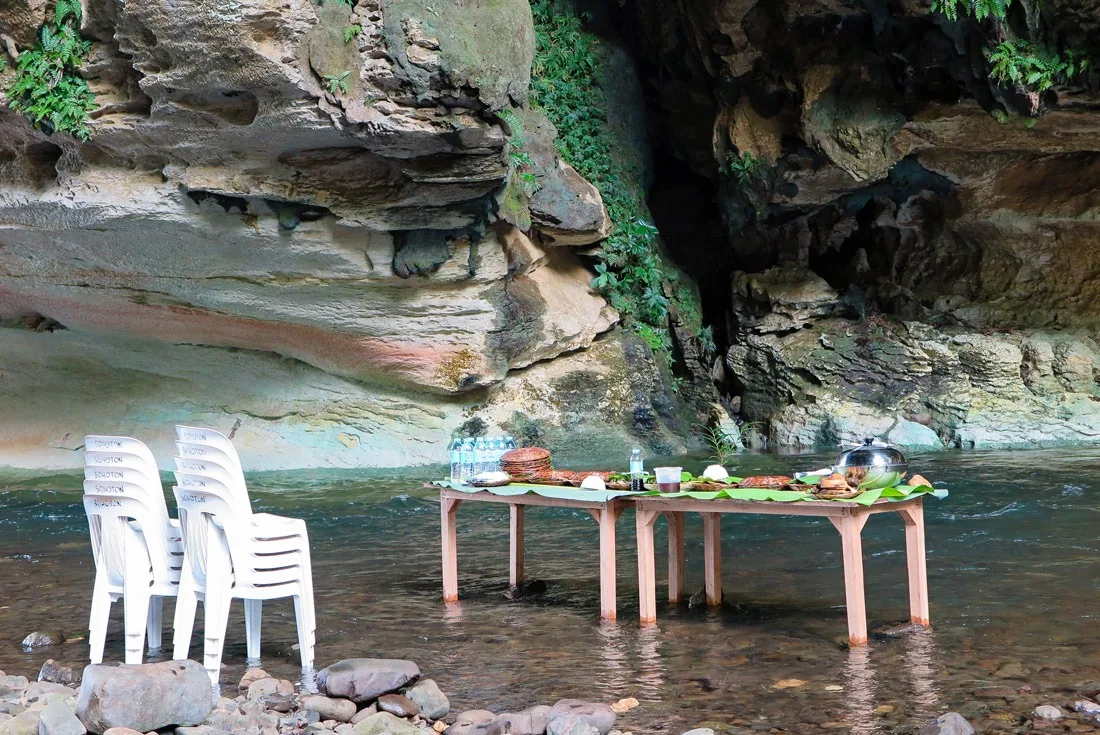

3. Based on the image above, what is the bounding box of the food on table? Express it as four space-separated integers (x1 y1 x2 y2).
580 475 606 490
833 437 908 489
738 475 793 489
702 464 730 481
468 471 511 487
500 447 552 479
908 473 931 487
818 473 850 491
654 466 683 493
813 472 860 499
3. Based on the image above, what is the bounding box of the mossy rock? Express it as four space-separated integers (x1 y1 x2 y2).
304 3 361 98
381 0 533 109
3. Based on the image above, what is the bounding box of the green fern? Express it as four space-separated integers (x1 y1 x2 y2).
6 0 95 140
930 0 1013 21
723 151 767 184
499 108 540 198
343 24 362 44
323 71 351 95
988 40 1089 91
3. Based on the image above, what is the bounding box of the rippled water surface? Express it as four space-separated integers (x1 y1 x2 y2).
3 449 1100 733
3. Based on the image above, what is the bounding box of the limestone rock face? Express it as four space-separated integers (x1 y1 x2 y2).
0 0 704 470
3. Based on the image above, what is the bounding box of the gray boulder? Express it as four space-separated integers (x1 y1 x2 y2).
403 680 449 721
917 713 975 735
0 711 41 735
37 663 76 687
21 633 62 650
303 697 356 724
75 661 213 734
38 701 85 735
546 701 614 735
546 716 597 735
23 684 74 706
318 661 420 704
444 711 496 735
1072 700 1100 716
350 712 420 735
488 706 550 735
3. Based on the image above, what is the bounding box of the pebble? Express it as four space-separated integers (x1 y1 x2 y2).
102 729 143 735
546 701 615 735
37 662 76 687
20 632 61 650
350 704 378 726
772 679 806 689
239 670 271 695
1072 700 1100 716
610 699 637 715
377 695 418 719
681 730 715 735
403 680 449 721
1033 705 1063 721
247 679 293 701
917 712 975 735
303 697 357 724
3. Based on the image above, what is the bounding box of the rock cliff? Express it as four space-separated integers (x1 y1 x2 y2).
0 0 694 469
617 0 1100 449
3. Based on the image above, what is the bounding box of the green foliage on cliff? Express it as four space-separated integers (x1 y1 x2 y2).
930 0 1089 95
529 0 682 361
497 108 539 230
7 0 95 140
989 40 1088 92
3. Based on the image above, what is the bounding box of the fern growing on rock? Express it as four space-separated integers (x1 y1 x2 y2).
7 0 96 140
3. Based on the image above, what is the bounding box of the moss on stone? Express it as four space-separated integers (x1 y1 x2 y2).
381 0 534 109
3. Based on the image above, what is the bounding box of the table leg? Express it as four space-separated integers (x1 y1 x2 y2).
667 512 685 604
636 509 661 623
597 503 622 621
509 504 524 588
701 512 722 606
898 502 930 626
440 496 462 603
829 513 870 646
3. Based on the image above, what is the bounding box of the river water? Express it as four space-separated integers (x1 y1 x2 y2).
3 448 1100 733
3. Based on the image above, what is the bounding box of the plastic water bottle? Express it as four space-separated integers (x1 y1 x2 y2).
449 438 462 481
630 447 644 491
491 436 505 472
504 436 517 451
460 439 476 481
475 437 488 475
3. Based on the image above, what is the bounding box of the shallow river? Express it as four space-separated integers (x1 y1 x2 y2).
3 449 1100 733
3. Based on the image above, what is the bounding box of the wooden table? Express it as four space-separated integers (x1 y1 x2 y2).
634 495 929 646
439 487 633 620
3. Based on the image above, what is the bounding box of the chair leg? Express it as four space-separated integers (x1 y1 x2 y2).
202 573 233 688
88 574 112 665
173 564 198 660
122 556 152 665
244 599 262 662
146 596 163 652
293 578 316 671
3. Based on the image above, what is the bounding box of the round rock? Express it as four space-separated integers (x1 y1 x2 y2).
318 660 421 704
1033 705 1063 721
547 701 615 735
403 680 449 721
377 695 418 719
303 697 357 724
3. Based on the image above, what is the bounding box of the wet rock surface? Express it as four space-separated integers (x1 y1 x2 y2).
75 661 213 734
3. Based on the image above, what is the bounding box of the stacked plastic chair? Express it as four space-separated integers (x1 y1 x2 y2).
82 436 183 664
170 426 316 687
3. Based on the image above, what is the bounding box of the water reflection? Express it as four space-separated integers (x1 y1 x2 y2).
904 628 942 725
635 624 665 702
843 647 878 734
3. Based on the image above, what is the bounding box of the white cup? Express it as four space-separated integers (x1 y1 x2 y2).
654 466 682 493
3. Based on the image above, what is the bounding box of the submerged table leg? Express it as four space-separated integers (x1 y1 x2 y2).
701 512 722 606
667 511 685 604
596 503 624 621
636 508 661 623
899 502 930 626
441 496 462 603
509 504 525 588
829 513 870 646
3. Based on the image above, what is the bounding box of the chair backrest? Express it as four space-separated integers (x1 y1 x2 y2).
172 484 250 587
85 436 159 470
83 491 171 586
173 469 250 519
84 449 171 533
175 426 246 484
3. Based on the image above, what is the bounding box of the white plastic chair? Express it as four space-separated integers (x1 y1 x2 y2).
172 474 316 686
169 426 315 686
82 436 182 664
82 489 178 664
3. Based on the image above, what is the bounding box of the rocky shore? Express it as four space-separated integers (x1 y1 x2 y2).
6 654 1100 735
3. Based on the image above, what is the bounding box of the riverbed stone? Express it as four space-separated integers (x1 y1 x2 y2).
0 710 40 735
403 681 448 721
546 701 614 735
351 712 419 735
36 664 75 688
238 670 270 695
377 695 417 719
546 716 597 735
21 634 61 650
444 711 496 735
38 700 85 735
1033 705 1063 721
102 729 142 735
0 680 28 693
681 729 716 735
349 706 377 726
318 661 420 704
916 713 974 735
1071 700 1100 716
75 661 214 734
23 684 74 706
246 678 292 700
487 706 550 735
303 698 356 724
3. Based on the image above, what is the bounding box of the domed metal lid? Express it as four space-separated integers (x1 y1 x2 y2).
835 437 907 468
